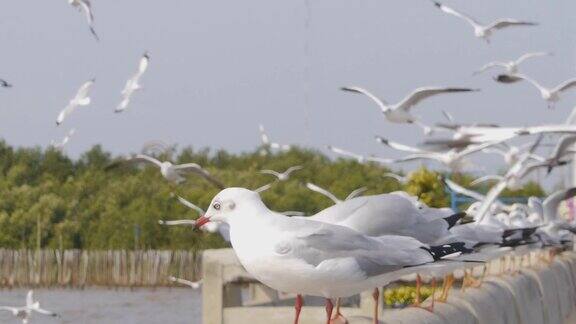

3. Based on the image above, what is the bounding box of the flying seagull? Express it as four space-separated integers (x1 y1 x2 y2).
341 86 477 134
433 1 537 43
258 124 291 153
474 52 552 75
496 73 576 109
106 154 224 188
0 79 12 88
0 290 59 324
56 79 94 126
50 128 76 151
116 52 150 113
305 182 367 205
68 0 99 41
260 165 303 181
327 145 393 165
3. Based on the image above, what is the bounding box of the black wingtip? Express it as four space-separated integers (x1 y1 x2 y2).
374 136 387 144
423 242 472 261
443 212 466 229
433 1 442 8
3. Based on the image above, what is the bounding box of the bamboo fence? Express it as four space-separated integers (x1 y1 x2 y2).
0 249 201 288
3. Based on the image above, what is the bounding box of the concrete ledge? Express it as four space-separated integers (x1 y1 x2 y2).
202 249 576 324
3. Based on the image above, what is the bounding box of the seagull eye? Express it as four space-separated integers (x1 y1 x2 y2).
213 202 221 211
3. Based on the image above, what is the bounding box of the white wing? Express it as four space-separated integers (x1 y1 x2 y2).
442 177 486 201
284 165 303 176
542 188 576 222
486 19 537 32
433 2 482 29
550 135 576 160
470 175 505 186
132 154 163 167
158 219 196 226
326 145 364 161
514 52 551 65
137 53 150 76
259 124 270 145
553 78 576 94
396 87 477 112
474 180 508 224
175 195 205 214
168 276 202 289
255 183 273 193
345 187 367 201
26 291 33 308
500 73 546 93
75 79 95 103
474 62 509 75
375 136 428 154
383 173 407 183
341 86 389 111
260 170 282 178
306 183 341 204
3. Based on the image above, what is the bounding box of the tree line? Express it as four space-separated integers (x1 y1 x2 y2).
0 140 544 250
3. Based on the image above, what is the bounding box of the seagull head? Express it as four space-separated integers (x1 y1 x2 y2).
195 188 263 228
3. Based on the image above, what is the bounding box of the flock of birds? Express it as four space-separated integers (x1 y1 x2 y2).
3 1 576 324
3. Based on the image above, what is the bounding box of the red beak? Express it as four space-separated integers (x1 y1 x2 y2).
194 216 211 229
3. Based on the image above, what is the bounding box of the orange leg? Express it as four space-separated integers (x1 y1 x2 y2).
294 294 303 324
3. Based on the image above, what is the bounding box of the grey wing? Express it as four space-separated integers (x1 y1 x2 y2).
474 180 508 223
284 222 432 276
397 87 477 112
132 154 163 167
340 86 389 110
442 178 486 201
345 187 367 200
434 2 481 28
554 79 576 93
176 164 225 189
542 188 576 222
487 19 537 31
375 136 428 153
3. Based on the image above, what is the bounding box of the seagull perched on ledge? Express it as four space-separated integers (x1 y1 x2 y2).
105 154 224 188
194 188 476 324
56 79 94 126
0 290 59 324
432 1 537 43
341 86 477 134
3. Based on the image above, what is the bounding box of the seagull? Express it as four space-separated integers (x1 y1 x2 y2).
168 276 202 289
260 165 303 181
326 145 393 164
307 191 466 245
305 182 366 204
541 135 576 173
258 124 290 153
56 79 94 126
0 290 59 324
531 188 576 245
50 128 76 151
0 79 12 88
105 154 224 188
432 1 537 43
115 52 150 113
68 0 99 41
474 52 551 75
375 136 500 171
496 73 576 109
341 86 477 133
193 188 474 324
473 137 542 223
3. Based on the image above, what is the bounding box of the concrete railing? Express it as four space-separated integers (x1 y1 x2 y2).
202 248 576 324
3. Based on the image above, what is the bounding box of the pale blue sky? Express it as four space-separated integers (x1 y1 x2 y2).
1 0 576 185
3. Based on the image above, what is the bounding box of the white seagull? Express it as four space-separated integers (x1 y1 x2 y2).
259 124 290 153
474 52 551 75
0 290 59 324
305 182 367 205
56 79 94 126
50 128 76 151
433 1 537 43
168 276 202 289
496 73 576 109
260 165 303 181
68 0 99 41
376 136 499 171
193 188 474 324
106 154 224 188
326 145 393 165
116 52 150 113
341 86 477 133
